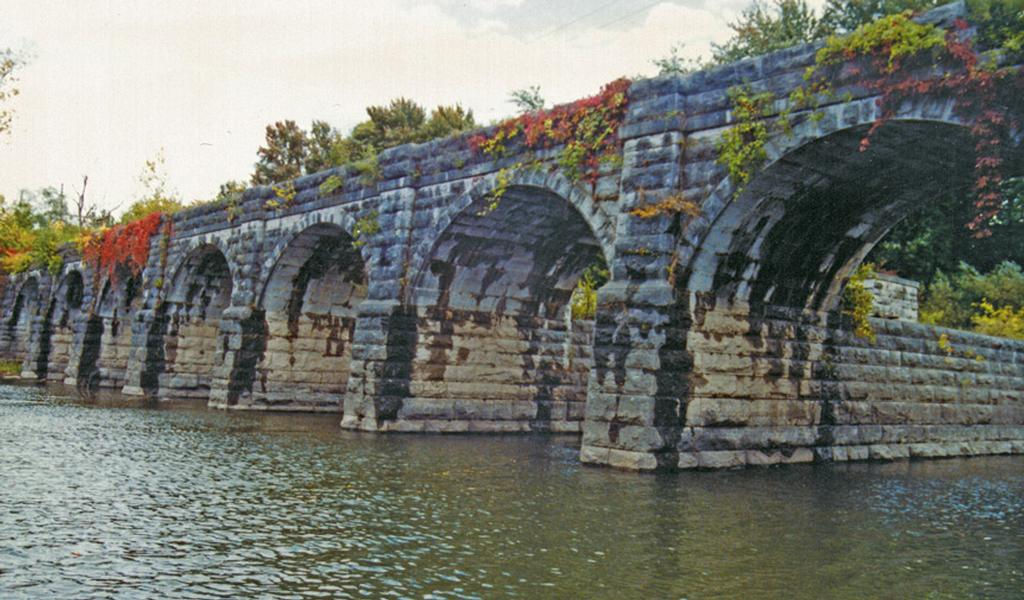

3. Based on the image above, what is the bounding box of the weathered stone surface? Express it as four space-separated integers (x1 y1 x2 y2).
0 2 1020 473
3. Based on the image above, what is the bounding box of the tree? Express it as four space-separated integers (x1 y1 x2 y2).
508 86 545 113
305 120 355 174
420 104 476 142
356 97 427 150
698 0 943 66
249 100 476 186
0 187 82 275
69 176 114 229
120 150 183 223
252 120 308 185
711 0 826 64
820 0 943 33
0 48 23 136
869 177 1024 285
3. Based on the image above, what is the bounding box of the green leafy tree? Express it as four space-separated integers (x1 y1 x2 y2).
508 86 545 113
420 104 476 141
920 261 1024 331
868 178 1024 285
700 0 943 66
819 0 942 33
0 188 81 275
653 44 705 76
214 179 247 201
250 100 476 186
711 0 827 64
252 120 308 185
305 120 356 174
968 0 1024 57
356 97 427 150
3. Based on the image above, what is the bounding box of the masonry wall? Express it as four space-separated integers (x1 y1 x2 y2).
0 1 1020 472
866 274 920 321
680 305 1024 468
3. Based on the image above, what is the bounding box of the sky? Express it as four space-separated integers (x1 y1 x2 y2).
0 0 827 215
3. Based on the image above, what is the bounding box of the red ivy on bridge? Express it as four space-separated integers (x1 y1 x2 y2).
468 77 631 185
81 212 164 282
812 13 1024 236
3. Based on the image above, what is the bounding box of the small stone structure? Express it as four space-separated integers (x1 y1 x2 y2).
866 273 920 321
0 2 1020 470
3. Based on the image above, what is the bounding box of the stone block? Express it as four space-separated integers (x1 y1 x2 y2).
606 448 660 471
868 444 910 461
696 450 746 469
579 444 610 465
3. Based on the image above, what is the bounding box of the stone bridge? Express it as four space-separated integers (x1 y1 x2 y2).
2 3 1022 470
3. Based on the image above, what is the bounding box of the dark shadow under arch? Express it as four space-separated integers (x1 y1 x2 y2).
686 120 979 316
37 270 84 380
2 277 40 364
395 184 609 432
77 267 143 394
241 222 368 411
143 245 233 400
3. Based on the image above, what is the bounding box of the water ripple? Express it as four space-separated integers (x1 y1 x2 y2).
1 383 1022 599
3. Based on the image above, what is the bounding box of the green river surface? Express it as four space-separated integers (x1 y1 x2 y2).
1 383 1022 599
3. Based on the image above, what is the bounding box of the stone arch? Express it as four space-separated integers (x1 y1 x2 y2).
38 270 85 381
78 266 144 392
393 178 612 432
407 170 615 303
3 276 41 362
242 221 368 411
683 98 979 314
143 244 233 400
163 237 240 300
258 210 371 291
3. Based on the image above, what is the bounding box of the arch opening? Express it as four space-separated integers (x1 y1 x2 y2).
404 185 609 432
78 267 143 392
689 121 977 317
678 119 988 436
146 246 233 400
39 271 84 381
247 222 367 411
2 277 40 363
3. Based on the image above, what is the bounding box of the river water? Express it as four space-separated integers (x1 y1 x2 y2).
1 383 1022 599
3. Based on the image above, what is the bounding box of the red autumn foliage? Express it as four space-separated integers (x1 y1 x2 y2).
469 77 631 185
81 212 163 281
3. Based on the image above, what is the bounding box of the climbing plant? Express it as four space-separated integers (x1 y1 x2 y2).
468 78 631 187
570 262 610 320
351 211 380 248
716 87 777 191
842 262 877 342
802 10 1024 235
80 211 163 282
717 8 1023 237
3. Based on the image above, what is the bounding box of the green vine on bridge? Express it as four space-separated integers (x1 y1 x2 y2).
842 263 877 343
717 87 777 192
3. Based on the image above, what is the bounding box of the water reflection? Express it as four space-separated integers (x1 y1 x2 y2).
1 383 1021 599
